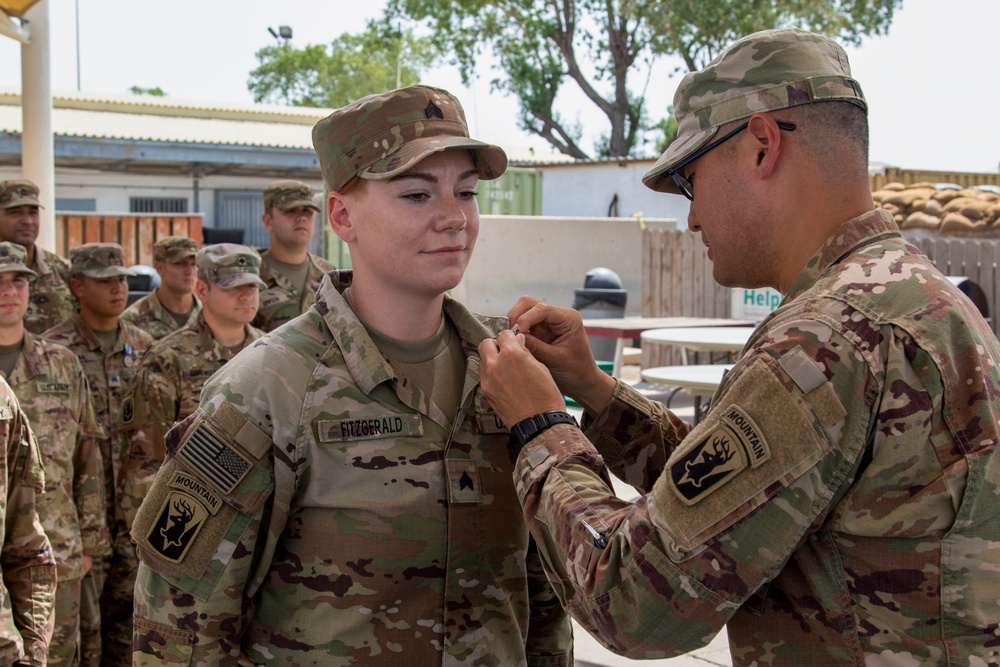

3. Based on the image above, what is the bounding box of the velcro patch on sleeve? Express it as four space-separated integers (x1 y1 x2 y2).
316 414 423 442
650 354 830 553
119 389 147 432
210 400 271 459
133 457 243 590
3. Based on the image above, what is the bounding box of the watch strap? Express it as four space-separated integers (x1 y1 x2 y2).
509 410 578 457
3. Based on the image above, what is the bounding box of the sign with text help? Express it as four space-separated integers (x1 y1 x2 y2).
731 287 784 322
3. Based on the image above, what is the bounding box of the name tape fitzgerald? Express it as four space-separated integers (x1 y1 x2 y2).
316 414 423 443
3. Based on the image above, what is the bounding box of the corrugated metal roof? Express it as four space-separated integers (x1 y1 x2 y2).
512 155 656 168
0 88 328 149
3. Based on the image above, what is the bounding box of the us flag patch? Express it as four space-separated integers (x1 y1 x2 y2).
178 423 251 495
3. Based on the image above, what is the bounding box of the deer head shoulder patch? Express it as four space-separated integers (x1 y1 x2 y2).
146 491 210 562
670 424 749 505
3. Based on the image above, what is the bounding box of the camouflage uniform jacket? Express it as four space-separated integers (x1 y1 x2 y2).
0 378 55 667
252 248 333 332
23 247 75 335
132 270 573 666
121 289 202 340
6 332 108 581
514 209 1000 664
43 314 154 539
116 314 263 536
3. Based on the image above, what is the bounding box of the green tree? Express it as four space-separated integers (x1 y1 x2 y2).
247 19 440 108
129 86 165 97
655 105 678 155
386 0 901 158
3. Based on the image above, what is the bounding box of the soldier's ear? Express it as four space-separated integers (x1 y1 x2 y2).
327 191 357 244
69 276 85 298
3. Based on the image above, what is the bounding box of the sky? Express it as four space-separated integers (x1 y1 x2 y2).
1 0 998 173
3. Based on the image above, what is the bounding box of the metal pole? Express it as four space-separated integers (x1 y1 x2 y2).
75 0 81 90
21 0 56 253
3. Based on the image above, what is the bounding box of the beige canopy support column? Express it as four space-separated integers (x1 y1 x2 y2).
0 0 54 252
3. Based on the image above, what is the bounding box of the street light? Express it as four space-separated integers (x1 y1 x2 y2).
267 25 292 41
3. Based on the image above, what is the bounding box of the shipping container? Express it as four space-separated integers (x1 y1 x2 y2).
476 167 542 216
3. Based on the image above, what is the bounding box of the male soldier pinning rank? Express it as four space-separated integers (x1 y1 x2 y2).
43 243 154 667
0 180 75 334
478 28 1000 664
115 244 264 653
121 236 201 340
0 242 107 667
0 375 56 667
130 85 572 665
253 180 334 332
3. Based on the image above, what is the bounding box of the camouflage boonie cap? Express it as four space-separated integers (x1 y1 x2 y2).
263 180 320 212
312 85 508 192
643 28 867 194
0 242 37 279
70 243 135 278
196 243 266 289
0 179 42 209
153 236 198 263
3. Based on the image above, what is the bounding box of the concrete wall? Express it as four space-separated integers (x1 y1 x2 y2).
538 160 691 227
454 215 678 317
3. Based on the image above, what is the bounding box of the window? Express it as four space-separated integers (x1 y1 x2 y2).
55 198 97 212
129 197 189 213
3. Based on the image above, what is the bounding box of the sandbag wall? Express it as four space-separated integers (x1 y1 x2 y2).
873 182 1000 234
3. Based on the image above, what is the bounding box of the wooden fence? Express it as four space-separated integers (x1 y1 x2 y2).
641 227 1000 367
870 168 1000 192
54 213 204 266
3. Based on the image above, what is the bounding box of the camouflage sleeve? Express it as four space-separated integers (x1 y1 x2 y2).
72 374 110 556
132 405 277 665
1 408 56 667
582 379 690 493
115 355 177 535
514 339 874 658
524 537 574 664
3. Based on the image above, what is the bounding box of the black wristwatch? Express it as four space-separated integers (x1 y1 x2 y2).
509 410 579 457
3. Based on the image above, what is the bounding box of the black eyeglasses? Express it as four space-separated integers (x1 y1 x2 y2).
668 120 796 200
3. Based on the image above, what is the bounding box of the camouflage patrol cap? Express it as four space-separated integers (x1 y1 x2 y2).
312 85 508 192
196 243 266 289
263 180 320 212
0 242 37 279
153 236 198 263
643 28 867 194
70 243 135 278
0 179 42 209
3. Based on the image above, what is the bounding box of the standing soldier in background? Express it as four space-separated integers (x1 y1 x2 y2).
0 242 107 667
115 244 264 653
0 180 75 334
121 236 201 340
253 180 334 332
0 375 56 667
43 243 154 667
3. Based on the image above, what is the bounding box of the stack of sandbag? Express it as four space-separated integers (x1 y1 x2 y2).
872 182 1000 234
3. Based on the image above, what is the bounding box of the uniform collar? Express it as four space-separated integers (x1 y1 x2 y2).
784 209 899 303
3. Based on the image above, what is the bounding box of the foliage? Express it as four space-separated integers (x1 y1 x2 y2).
385 0 901 158
129 86 165 97
247 19 440 108
655 106 678 155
